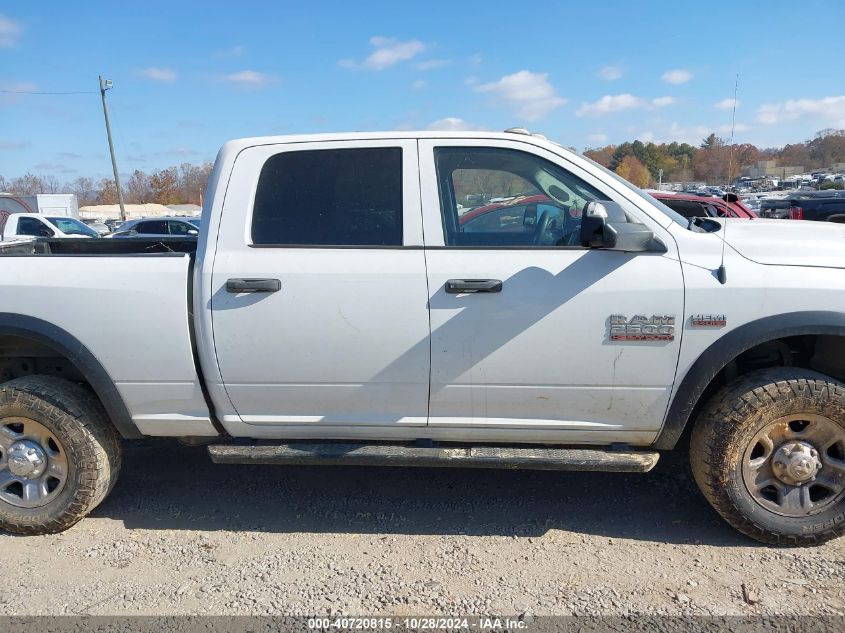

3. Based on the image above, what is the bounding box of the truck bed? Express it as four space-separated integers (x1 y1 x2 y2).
0 237 198 256
0 240 215 437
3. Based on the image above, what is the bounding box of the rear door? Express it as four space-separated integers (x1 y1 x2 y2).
210 140 431 433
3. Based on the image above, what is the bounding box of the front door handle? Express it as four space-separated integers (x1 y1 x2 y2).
225 278 281 293
445 279 503 294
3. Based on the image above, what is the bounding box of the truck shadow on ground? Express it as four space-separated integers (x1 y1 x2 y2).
93 439 754 547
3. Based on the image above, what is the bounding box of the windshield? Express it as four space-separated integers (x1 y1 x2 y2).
46 217 99 237
577 154 689 227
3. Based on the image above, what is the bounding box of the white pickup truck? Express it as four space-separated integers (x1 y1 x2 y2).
1 130 844 545
1 213 100 240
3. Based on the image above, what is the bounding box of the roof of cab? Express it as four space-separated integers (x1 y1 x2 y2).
219 130 568 154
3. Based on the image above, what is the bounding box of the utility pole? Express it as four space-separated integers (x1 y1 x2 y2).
99 75 126 221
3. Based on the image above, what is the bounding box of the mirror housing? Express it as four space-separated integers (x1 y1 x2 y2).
187 228 199 236
580 201 662 252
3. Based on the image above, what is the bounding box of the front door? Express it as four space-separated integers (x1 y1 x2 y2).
210 140 431 432
418 139 684 443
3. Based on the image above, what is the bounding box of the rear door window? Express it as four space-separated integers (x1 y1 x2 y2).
136 220 168 234
251 147 403 246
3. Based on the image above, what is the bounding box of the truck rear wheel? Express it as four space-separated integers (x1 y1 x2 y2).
691 368 845 546
0 376 121 535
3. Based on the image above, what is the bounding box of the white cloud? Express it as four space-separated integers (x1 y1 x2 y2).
577 94 645 116
662 69 692 84
230 45 245 56
339 36 426 71
587 133 608 144
416 58 451 70
577 94 676 116
476 70 566 121
411 79 426 90
637 131 655 142
0 14 22 48
139 67 177 82
714 97 740 110
222 70 275 87
756 96 845 127
651 96 676 108
597 66 622 81
427 117 485 131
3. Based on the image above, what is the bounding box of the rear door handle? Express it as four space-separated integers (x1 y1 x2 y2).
445 279 503 294
225 278 281 293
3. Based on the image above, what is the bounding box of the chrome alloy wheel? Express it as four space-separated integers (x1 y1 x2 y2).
0 417 68 508
742 414 845 517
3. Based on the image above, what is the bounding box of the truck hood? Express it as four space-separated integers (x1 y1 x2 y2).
722 218 845 269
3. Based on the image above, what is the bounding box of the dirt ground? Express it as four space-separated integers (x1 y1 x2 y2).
1 439 843 616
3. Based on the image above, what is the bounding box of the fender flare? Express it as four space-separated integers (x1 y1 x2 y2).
0 313 142 439
654 311 845 450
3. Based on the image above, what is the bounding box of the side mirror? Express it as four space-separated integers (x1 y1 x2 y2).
187 229 199 236
38 228 53 237
580 201 662 252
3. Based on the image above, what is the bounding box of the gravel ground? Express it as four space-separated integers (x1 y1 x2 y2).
1 439 843 616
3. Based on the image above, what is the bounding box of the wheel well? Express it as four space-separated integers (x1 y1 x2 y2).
673 334 845 451
0 332 141 439
0 335 86 384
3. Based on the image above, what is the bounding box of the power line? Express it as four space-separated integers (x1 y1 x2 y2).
0 89 98 94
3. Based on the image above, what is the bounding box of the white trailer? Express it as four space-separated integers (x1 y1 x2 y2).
0 193 79 219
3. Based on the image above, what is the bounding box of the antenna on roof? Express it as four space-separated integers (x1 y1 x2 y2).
717 74 739 285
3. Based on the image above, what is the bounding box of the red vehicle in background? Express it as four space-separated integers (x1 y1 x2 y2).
650 191 757 219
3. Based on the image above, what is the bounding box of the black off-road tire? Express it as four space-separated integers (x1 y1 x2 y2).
0 376 122 535
690 367 845 546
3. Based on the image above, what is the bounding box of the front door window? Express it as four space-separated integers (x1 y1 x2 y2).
435 147 609 248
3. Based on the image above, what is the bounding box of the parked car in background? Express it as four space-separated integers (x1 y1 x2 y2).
110 216 201 238
104 219 125 232
740 196 762 213
1 213 100 240
759 190 845 222
82 219 112 236
649 192 757 219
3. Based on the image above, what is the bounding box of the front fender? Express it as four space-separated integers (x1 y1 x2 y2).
654 311 845 449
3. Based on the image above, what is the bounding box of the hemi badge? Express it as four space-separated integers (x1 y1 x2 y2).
692 314 726 327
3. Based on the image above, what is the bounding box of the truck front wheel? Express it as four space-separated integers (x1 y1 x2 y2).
0 376 121 535
691 367 845 545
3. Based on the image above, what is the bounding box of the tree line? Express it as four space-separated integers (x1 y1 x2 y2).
585 128 845 187
0 162 213 207
3 129 845 201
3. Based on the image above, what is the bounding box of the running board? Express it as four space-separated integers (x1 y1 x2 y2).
207 443 660 473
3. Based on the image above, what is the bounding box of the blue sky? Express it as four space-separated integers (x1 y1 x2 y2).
2 0 845 181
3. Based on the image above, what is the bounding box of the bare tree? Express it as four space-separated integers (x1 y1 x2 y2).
125 170 151 204
97 178 118 205
69 177 98 206
149 167 179 204
40 174 60 194
9 173 42 195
